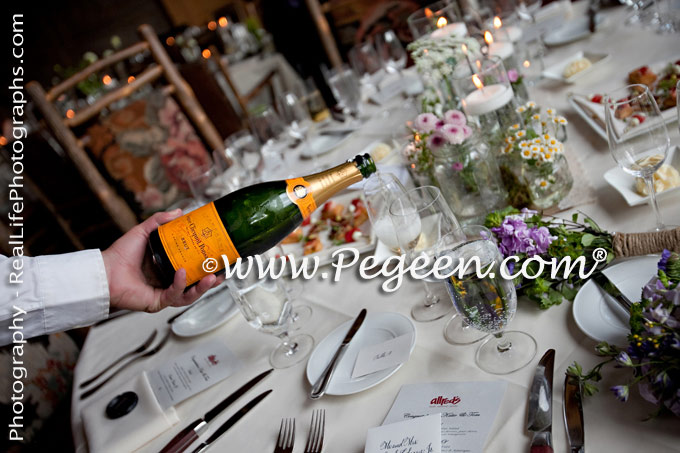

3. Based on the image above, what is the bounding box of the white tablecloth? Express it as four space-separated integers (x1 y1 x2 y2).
72 6 680 452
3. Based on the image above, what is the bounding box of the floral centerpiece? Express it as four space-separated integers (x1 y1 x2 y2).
407 35 480 115
484 207 615 309
495 101 573 209
568 250 680 418
405 110 507 222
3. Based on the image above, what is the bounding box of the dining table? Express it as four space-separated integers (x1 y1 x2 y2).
71 5 680 452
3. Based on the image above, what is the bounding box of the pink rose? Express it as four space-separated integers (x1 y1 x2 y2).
444 109 466 126
507 69 519 83
426 132 447 150
461 124 473 139
451 162 464 171
415 113 438 133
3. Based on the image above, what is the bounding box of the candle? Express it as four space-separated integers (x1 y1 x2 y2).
430 17 468 39
462 80 513 116
498 26 522 42
484 31 514 60
461 44 475 74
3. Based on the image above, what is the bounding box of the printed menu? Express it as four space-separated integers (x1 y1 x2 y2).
382 381 506 453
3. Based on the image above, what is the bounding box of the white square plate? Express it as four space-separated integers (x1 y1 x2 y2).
542 51 610 84
603 146 680 206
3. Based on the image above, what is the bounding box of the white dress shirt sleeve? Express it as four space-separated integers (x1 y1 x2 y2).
0 250 110 346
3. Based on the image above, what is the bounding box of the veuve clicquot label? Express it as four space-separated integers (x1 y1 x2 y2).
157 177 318 286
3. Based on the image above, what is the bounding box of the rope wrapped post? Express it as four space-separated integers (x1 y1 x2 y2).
613 228 680 257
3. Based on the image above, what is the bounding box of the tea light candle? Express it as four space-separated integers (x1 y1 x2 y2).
462 83 513 116
498 26 522 42
488 41 514 59
430 17 468 39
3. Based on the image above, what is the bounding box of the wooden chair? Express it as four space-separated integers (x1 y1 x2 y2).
208 45 279 121
27 24 224 233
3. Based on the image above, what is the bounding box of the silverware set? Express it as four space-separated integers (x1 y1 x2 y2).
274 410 325 453
79 329 171 400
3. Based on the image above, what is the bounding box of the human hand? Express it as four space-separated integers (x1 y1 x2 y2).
102 209 221 313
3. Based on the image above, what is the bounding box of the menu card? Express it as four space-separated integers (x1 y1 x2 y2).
383 381 506 453
365 414 441 453
148 340 242 409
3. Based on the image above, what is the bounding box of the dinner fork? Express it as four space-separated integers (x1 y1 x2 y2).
304 409 325 453
79 329 158 388
273 418 295 453
80 329 172 400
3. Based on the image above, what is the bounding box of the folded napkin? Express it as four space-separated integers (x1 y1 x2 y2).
82 372 179 453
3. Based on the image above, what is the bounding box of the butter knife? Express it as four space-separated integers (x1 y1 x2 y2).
527 349 555 453
159 369 273 453
310 309 367 399
592 273 633 311
563 375 585 453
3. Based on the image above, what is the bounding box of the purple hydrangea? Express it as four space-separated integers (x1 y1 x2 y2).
415 113 438 132
491 216 556 257
659 249 672 271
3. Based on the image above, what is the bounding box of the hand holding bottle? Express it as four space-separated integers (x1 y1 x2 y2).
102 210 221 313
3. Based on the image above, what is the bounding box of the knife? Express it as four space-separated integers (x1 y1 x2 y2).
190 389 272 453
563 374 585 453
159 369 273 453
526 349 555 453
310 308 367 399
592 273 633 311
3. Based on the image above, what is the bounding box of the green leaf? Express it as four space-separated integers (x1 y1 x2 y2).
581 234 595 247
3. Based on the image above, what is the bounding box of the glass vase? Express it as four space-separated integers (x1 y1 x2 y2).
497 152 573 210
431 130 508 224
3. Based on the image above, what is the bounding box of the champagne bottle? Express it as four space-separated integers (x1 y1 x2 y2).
147 154 376 287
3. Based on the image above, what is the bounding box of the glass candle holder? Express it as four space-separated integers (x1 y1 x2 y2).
452 56 521 134
407 0 467 41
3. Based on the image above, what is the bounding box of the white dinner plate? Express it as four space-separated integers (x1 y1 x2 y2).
603 146 680 206
171 283 239 337
306 312 416 395
543 14 605 47
299 131 354 158
542 51 610 84
572 256 659 346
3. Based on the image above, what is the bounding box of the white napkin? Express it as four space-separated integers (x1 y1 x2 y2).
82 372 179 453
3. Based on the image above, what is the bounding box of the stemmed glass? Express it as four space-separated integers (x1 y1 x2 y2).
349 41 385 93
604 84 671 231
442 228 537 374
363 172 409 252
217 130 264 187
374 30 407 77
225 251 314 369
276 91 312 141
249 106 290 175
389 186 465 322
323 64 362 118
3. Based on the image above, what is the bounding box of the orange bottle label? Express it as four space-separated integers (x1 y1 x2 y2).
286 178 317 219
157 202 240 286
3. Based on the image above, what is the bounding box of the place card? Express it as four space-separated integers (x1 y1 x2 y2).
365 413 441 453
352 333 413 379
148 340 242 410
383 381 506 453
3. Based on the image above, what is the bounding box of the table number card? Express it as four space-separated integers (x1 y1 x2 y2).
148 340 242 409
383 381 506 453
365 414 441 453
352 333 413 379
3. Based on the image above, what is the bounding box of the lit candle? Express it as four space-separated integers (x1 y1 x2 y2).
462 75 513 116
493 17 512 42
484 31 514 60
430 17 468 39
461 44 475 74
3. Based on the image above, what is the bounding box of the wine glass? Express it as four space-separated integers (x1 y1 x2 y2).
363 172 409 252
604 84 671 231
349 41 385 93
249 106 287 146
374 30 407 77
276 91 312 140
220 130 264 187
442 230 537 374
323 64 362 118
389 186 465 322
516 0 541 22
442 225 491 345
225 252 314 369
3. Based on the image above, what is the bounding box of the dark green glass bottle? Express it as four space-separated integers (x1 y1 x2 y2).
148 154 376 287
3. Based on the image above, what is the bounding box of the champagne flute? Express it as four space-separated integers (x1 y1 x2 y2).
604 84 671 231
349 41 385 93
225 251 314 369
363 172 409 252
374 30 407 77
389 186 465 322
263 245 313 330
442 231 537 374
